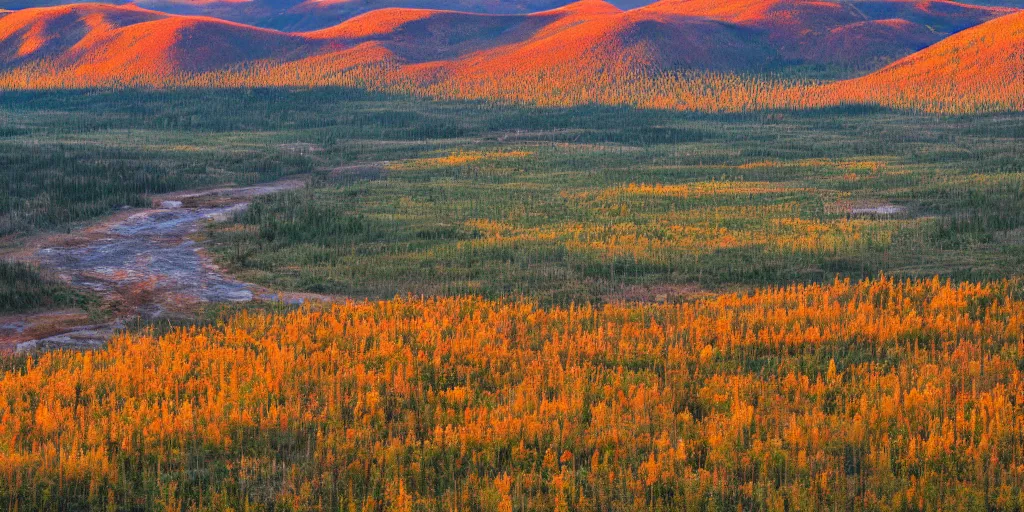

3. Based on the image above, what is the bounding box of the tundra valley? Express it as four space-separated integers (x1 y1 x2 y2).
1 0 1024 510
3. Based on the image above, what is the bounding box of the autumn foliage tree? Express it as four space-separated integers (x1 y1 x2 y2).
2 276 1024 510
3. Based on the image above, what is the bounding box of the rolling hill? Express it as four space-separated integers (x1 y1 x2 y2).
641 0 1011 66
451 3 774 75
1 0 1014 30
0 0 593 31
0 3 317 81
836 9 1024 110
302 0 774 77
0 0 1020 112
297 0 1012 75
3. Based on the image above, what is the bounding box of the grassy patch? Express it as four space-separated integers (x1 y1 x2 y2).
0 261 88 313
3 90 1024 304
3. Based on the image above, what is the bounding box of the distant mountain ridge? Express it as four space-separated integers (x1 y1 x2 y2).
0 0 622 30
0 0 1015 29
0 0 1020 112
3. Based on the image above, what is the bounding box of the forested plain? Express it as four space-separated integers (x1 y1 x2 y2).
2 88 1024 510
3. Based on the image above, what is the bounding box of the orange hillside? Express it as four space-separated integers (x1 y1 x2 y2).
0 3 318 81
0 0 1021 113
835 9 1024 112
450 2 774 77
641 0 1011 65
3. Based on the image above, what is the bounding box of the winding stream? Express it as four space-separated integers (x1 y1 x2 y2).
7 179 305 352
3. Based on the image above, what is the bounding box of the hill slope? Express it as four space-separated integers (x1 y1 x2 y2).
641 0 1011 66
297 0 1011 77
0 0 1021 112
131 0 582 30
302 0 774 77
837 9 1024 110
0 0 1014 73
0 3 316 81
0 0 1015 31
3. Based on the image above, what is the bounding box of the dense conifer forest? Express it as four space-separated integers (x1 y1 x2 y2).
5 278 1024 509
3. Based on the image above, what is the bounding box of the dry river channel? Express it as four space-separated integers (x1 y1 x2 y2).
0 178 309 352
